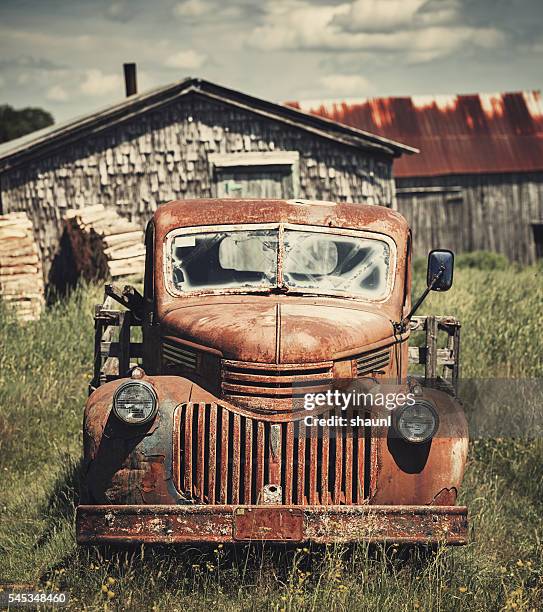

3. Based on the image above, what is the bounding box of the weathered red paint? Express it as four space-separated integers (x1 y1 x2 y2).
79 197 468 545
288 91 543 177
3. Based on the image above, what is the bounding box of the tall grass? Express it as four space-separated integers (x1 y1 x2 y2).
0 264 541 611
412 258 543 378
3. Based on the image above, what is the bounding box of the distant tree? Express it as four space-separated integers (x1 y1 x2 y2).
0 105 54 144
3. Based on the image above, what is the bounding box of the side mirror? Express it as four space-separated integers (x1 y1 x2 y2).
397 249 456 331
427 250 454 292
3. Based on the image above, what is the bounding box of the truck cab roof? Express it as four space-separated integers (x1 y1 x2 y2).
152 198 410 245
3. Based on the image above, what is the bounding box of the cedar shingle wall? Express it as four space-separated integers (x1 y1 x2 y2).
0 95 394 278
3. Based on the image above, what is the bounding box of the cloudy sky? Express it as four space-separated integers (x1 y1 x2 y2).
1 0 542 122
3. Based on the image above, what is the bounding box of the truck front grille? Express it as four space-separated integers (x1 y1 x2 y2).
175 402 368 506
221 360 334 410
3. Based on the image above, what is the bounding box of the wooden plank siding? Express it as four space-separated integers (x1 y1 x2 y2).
0 95 395 280
395 173 543 263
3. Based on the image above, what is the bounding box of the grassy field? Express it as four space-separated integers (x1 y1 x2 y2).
0 259 542 611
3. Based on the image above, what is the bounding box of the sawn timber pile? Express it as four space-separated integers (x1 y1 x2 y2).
0 212 45 321
65 205 145 281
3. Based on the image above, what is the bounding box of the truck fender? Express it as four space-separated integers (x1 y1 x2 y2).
82 374 198 505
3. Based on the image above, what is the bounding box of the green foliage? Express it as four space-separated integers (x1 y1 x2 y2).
0 104 54 144
413 250 510 276
0 272 542 610
455 251 510 271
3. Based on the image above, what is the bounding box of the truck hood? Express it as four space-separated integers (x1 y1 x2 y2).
161 301 394 363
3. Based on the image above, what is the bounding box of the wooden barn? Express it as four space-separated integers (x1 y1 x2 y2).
292 92 543 263
0 75 414 285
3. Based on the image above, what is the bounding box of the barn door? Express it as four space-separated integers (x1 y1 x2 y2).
210 152 300 199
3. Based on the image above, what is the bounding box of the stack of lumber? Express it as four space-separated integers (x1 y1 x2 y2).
0 212 45 321
65 205 145 280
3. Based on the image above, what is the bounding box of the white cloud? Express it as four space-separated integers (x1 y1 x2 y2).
247 1 345 51
333 0 427 33
46 84 69 102
165 49 207 70
247 0 505 63
106 1 138 22
0 28 95 51
416 0 461 27
320 74 372 96
173 0 244 21
173 0 209 18
80 69 123 96
333 0 462 33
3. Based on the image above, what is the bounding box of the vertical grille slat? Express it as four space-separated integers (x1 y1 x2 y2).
255 422 265 503
284 422 294 504
231 414 241 504
352 424 360 503
177 403 368 506
183 404 193 496
296 421 306 505
344 424 353 504
268 423 281 490
309 426 319 504
321 426 330 505
334 429 343 504
195 405 205 500
219 407 229 504
356 426 365 503
243 419 253 504
208 407 217 503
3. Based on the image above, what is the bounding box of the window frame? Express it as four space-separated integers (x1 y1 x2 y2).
163 223 397 303
209 151 300 198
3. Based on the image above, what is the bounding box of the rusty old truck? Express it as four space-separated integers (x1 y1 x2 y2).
76 198 468 545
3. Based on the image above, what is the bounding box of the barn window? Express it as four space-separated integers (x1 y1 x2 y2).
209 152 300 199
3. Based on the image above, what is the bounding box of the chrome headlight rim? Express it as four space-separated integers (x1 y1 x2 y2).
393 399 439 444
112 380 158 426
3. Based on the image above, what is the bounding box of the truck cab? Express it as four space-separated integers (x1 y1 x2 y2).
77 199 468 545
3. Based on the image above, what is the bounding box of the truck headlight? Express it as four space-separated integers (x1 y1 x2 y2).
393 400 439 444
113 381 158 425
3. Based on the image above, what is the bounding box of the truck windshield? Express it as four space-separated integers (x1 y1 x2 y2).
283 229 390 298
171 230 278 291
170 228 391 298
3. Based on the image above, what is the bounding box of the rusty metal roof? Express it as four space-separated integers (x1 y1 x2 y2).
288 92 543 177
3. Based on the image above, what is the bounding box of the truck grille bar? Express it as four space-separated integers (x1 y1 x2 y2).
162 338 197 371
356 347 391 376
176 402 367 506
221 360 334 410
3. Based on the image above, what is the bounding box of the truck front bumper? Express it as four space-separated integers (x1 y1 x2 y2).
76 504 468 545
